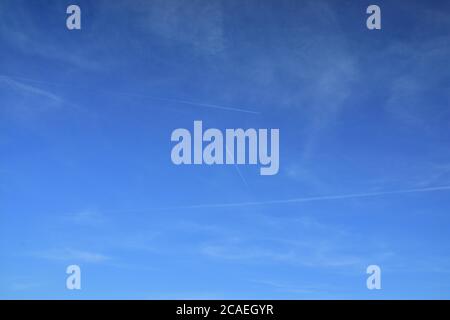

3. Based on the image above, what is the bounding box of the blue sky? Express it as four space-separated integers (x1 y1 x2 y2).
1 0 450 299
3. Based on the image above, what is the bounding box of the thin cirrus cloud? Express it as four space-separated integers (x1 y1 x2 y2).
61 209 108 227
32 248 111 264
198 229 365 268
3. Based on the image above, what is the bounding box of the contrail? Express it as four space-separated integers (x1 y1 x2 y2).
0 76 61 102
144 97 260 114
63 185 450 216
154 185 450 211
106 92 260 114
0 74 260 114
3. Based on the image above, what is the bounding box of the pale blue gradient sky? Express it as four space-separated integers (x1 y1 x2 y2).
1 0 450 299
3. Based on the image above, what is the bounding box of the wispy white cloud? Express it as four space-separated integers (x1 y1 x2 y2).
382 35 450 131
33 248 111 264
250 279 335 295
192 212 395 271
133 0 226 55
0 2 103 71
10 282 41 292
200 243 296 262
61 209 107 227
199 236 367 269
